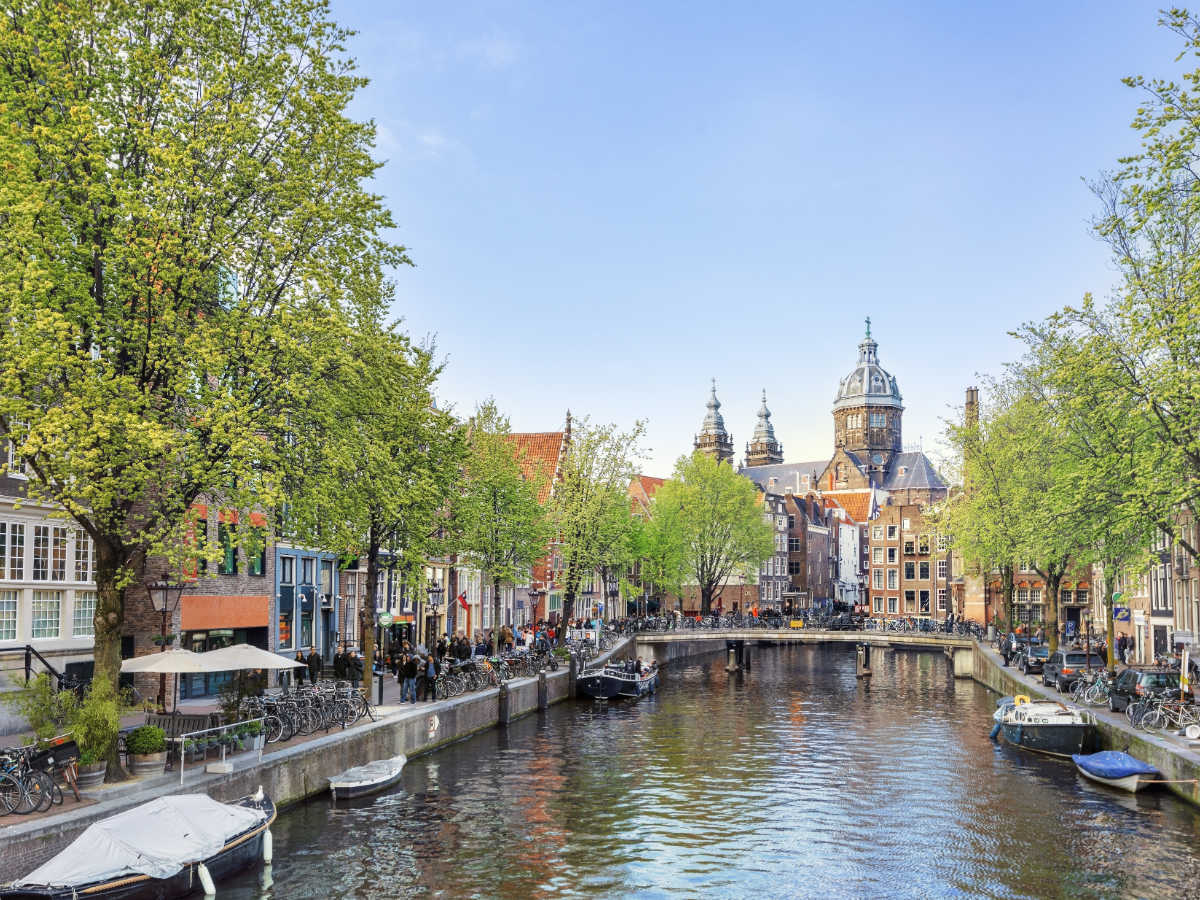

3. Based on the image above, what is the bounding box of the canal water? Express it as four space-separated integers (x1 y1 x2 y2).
225 645 1200 899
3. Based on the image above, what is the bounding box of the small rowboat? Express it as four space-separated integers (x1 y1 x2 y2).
1072 751 1158 793
329 754 407 800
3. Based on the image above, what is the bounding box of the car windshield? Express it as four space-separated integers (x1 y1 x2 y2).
1029 647 1049 659
1142 673 1180 689
1064 654 1104 667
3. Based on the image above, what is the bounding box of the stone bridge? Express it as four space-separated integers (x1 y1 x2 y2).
631 629 977 677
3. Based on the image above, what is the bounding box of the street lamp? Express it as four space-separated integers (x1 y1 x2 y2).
148 578 185 712
527 588 539 627
426 580 444 646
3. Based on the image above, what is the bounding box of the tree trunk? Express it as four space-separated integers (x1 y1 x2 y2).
1045 572 1062 653
491 575 502 656
700 584 712 616
93 547 131 782
361 529 381 699
1105 587 1117 674
561 591 575 642
1001 567 1014 631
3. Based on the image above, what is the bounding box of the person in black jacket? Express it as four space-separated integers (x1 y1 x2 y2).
333 646 347 680
400 652 419 703
347 650 363 688
306 647 322 685
294 652 307 686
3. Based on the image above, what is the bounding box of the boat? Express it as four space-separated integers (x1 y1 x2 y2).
577 662 659 700
1072 751 1158 793
995 694 1094 758
329 754 407 800
1 790 275 900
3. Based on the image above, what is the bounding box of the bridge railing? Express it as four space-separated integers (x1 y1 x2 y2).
614 621 983 642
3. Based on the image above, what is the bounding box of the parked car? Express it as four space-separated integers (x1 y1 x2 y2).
1108 666 1186 712
1042 650 1107 691
1013 643 1049 676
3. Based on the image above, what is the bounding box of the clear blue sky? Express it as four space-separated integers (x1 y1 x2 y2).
331 0 1177 476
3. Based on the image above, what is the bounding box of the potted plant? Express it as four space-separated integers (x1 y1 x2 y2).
183 738 205 763
245 720 265 751
72 679 121 787
126 725 168 775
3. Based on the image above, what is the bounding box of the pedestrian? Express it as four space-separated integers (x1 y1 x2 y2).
437 636 448 660
333 645 347 681
294 651 307 686
401 652 418 703
307 646 322 685
348 649 363 689
421 654 438 701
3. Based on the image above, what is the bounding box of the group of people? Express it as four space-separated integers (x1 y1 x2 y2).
388 644 439 703
293 645 365 688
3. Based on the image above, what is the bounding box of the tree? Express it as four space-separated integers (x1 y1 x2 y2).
454 402 549 655
653 453 773 615
629 509 687 615
549 418 645 629
0 0 401 775
284 305 464 686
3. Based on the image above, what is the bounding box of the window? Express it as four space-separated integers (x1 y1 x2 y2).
872 526 883 541
788 560 801 576
873 596 883 613
73 591 96 637
320 560 333 598
1017 588 1028 604
937 588 947 611
789 538 801 552
902 518 911 530
0 590 15 640
279 556 295 585
918 535 930 554
919 590 930 614
936 559 948 579
887 525 898 541
903 540 915 555
887 596 897 614
887 547 897 564
904 562 915 580
887 569 897 589
873 569 884 589
1075 590 1088 605
937 533 949 552
31 590 60 639
1060 588 1070 604
872 547 883 564
218 522 237 575
870 412 886 428
50 527 66 580
301 557 315 585
247 527 266 576
4 523 22 580
74 532 93 582
919 562 930 580
549 592 562 613
32 525 50 581
1030 588 1041 605
787 515 795 529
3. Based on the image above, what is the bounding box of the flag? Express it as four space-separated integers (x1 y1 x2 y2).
457 592 468 611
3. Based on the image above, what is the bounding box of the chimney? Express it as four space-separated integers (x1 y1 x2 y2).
768 477 778 493
965 387 979 429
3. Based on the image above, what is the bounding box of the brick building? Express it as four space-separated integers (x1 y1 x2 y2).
867 504 951 618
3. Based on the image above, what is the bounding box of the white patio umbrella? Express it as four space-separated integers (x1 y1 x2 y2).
120 648 219 674
199 643 305 671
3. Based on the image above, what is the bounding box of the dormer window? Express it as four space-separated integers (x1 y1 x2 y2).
898 466 908 476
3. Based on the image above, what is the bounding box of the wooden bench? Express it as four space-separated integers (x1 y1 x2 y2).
143 712 219 740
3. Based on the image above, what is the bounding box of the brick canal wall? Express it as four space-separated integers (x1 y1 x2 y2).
0 640 633 884
972 642 1200 807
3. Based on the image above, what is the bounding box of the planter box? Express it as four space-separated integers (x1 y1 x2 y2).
129 751 167 776
75 760 107 788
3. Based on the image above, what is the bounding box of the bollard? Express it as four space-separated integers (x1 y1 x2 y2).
538 671 548 710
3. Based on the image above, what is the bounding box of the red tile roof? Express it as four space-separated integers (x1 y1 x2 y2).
824 491 873 524
636 475 664 496
506 432 565 504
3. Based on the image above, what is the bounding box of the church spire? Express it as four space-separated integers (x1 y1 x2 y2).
694 378 733 464
746 388 783 467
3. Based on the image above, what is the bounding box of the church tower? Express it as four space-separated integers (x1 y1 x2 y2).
745 390 784 466
832 319 903 476
694 379 734 464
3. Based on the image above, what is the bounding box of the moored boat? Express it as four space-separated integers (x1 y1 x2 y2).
1072 751 1158 793
577 662 658 700
1 790 275 900
996 695 1094 758
329 754 407 800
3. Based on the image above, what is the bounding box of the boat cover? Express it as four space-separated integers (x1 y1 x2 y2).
16 794 266 887
1071 751 1157 779
330 755 406 786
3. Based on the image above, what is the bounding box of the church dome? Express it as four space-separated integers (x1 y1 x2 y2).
833 321 903 412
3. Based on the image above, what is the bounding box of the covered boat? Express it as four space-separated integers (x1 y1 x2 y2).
577 662 658 700
1 791 274 900
1072 751 1158 793
996 695 1094 758
329 754 407 800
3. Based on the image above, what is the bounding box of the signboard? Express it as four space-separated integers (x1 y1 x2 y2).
1174 630 1194 646
789 620 805 629
1113 606 1130 623
378 612 393 626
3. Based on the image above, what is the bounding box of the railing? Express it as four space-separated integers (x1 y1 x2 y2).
23 645 73 692
175 717 265 785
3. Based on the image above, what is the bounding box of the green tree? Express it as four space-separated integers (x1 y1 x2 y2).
0 0 401 775
629 505 687 614
654 453 773 615
454 402 549 655
285 306 464 684
549 419 645 629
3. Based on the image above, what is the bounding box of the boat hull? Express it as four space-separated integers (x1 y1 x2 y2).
0 796 275 900
577 673 624 699
617 671 658 698
1075 766 1146 793
330 770 404 800
1000 722 1092 758
329 756 407 800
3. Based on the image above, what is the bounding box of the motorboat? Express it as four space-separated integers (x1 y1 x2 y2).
1 790 275 899
1072 751 1158 793
329 754 407 800
577 662 658 700
994 694 1095 757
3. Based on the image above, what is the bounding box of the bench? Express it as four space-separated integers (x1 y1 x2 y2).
143 712 220 740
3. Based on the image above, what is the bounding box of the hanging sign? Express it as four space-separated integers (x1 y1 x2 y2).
378 612 393 626
1113 607 1130 623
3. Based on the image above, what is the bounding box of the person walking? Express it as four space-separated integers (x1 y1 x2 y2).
333 645 347 681
348 649 363 689
294 651 307 686
307 646 322 685
421 654 438 701
400 652 418 704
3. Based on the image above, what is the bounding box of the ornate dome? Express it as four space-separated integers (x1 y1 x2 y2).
833 320 903 412
752 390 776 443
701 378 727 433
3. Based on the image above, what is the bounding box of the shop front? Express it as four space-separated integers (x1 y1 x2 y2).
177 592 270 699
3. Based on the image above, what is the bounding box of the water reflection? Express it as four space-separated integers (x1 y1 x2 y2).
224 644 1200 899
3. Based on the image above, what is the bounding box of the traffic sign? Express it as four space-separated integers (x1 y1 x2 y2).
1113 606 1130 622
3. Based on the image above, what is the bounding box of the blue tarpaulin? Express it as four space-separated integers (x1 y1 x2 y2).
1071 751 1156 779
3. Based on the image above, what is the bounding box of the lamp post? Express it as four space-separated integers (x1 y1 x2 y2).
527 588 539 628
426 580 444 647
607 581 619 623
148 578 185 712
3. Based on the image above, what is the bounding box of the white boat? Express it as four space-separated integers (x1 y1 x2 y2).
1072 751 1158 793
994 695 1094 757
329 754 407 800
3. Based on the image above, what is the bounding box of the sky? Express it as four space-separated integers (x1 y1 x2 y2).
329 0 1179 476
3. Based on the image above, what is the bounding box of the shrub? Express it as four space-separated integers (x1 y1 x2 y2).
126 725 166 755
72 678 121 764
2 673 80 740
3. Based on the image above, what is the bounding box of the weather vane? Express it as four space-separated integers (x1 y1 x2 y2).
865 316 871 339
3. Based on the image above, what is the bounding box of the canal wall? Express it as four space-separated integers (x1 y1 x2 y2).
0 641 633 884
972 642 1200 807
634 636 728 667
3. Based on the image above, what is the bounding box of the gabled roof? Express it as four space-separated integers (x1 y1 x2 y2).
880 451 947 492
822 490 875 524
628 474 666 516
506 432 565 504
739 460 830 495
635 475 664 496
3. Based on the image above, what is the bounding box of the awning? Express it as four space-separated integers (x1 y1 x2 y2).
181 594 269 631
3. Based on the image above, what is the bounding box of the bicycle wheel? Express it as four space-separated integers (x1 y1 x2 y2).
1141 709 1166 733
23 771 54 813
0 772 25 815
264 715 285 743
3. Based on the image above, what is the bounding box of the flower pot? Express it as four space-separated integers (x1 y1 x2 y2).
129 751 167 776
75 760 107 788
251 734 265 752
